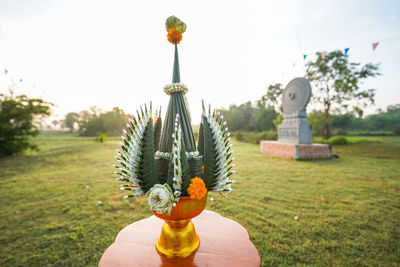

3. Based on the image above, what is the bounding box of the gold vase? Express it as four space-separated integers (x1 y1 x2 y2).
153 194 207 258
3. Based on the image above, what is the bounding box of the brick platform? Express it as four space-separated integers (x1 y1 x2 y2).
260 141 331 160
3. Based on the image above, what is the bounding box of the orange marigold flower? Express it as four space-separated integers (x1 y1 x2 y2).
167 28 182 44
187 177 207 200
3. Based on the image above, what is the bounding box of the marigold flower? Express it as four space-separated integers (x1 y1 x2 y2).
167 28 182 44
187 177 207 200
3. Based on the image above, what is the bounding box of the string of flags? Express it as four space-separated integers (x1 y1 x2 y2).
303 41 380 60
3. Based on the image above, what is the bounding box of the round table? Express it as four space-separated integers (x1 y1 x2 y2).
99 210 261 266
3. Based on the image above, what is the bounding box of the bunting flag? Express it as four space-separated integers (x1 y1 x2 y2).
303 54 307 60
372 42 379 51
321 51 327 59
344 48 350 55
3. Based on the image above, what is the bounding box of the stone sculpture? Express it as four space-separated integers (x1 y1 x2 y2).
278 77 312 144
260 77 331 160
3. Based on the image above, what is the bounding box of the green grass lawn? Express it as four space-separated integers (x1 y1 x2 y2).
0 134 399 266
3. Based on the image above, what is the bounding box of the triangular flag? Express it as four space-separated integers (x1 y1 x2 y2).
303 54 307 60
321 51 327 59
344 48 350 55
372 42 379 51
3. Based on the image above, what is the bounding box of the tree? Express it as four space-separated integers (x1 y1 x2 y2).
0 90 52 156
77 107 127 136
306 50 380 138
63 112 79 131
259 83 283 112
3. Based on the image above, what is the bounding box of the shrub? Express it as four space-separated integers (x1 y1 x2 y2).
347 137 381 144
313 136 381 145
95 134 107 143
348 131 395 136
329 136 349 145
0 91 52 156
234 131 277 144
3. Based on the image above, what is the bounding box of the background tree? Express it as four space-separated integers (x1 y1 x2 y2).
63 112 79 131
306 50 380 138
259 83 283 112
0 90 52 156
76 107 127 136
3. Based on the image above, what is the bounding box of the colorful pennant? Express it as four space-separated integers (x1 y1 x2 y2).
303 54 307 60
372 42 379 51
344 48 350 55
321 51 327 59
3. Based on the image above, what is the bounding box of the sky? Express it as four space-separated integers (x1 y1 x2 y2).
1 0 399 124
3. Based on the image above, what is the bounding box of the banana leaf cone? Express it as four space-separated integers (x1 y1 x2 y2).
155 42 202 185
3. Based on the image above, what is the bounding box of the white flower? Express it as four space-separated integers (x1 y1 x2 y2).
146 184 174 216
163 83 188 95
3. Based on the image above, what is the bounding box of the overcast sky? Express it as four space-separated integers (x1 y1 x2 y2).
1 0 399 124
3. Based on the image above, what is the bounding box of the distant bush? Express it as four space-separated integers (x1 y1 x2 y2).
234 130 277 144
347 131 395 136
95 134 107 143
329 136 349 145
313 136 381 145
347 137 382 144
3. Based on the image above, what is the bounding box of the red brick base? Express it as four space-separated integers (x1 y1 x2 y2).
260 141 331 160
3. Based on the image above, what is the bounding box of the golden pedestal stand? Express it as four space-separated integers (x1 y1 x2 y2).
153 195 207 258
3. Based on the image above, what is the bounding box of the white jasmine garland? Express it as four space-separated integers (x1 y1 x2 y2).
164 83 188 95
146 184 174 216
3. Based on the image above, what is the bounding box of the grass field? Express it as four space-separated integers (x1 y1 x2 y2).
0 134 399 266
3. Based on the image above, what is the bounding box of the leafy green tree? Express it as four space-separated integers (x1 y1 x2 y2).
0 90 52 156
255 104 277 131
259 83 283 112
365 104 400 134
77 107 127 136
63 112 79 131
306 50 380 138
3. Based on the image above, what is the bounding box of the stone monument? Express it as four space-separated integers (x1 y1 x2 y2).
260 77 331 160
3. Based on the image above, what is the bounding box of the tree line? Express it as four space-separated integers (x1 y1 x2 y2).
62 107 127 137
0 50 393 156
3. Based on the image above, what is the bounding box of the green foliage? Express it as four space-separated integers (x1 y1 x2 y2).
197 122 204 156
326 135 348 145
309 104 400 137
313 136 381 145
255 107 277 131
348 131 395 136
273 113 282 131
180 144 191 195
202 114 217 189
364 104 400 134
75 107 127 137
201 109 234 192
259 83 283 112
306 50 381 138
63 112 79 132
0 91 52 156
153 113 162 152
136 120 159 192
95 134 107 143
235 130 277 144
220 101 278 132
1 134 400 266
116 106 159 196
